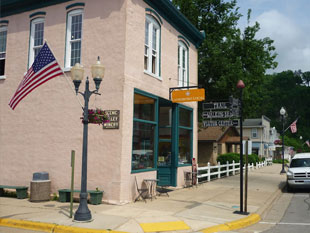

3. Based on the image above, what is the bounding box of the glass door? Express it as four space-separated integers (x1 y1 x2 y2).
157 103 176 186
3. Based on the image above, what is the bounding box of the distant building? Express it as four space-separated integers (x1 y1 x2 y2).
237 115 273 158
198 126 241 165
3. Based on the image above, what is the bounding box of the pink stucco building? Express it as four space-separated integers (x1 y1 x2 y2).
0 0 204 204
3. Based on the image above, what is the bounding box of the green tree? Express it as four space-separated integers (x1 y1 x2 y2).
172 0 277 118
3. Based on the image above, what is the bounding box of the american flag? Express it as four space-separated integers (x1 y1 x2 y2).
290 120 297 133
9 42 63 110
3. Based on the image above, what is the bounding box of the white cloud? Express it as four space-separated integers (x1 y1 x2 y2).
253 10 310 72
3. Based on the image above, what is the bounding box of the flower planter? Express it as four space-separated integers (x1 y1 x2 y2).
89 190 103 205
81 109 109 125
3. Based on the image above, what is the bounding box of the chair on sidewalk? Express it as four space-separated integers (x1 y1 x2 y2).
134 177 148 203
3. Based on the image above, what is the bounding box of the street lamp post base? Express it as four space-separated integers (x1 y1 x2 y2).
233 210 250 215
280 169 286 174
74 193 92 222
74 210 92 222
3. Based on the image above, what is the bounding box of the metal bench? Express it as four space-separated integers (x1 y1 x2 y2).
0 185 28 199
58 189 103 205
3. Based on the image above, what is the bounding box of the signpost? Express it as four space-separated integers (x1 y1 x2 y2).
202 97 240 127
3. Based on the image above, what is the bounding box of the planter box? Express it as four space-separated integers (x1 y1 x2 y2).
89 191 103 205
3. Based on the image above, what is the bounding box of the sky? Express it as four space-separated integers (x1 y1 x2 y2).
235 0 310 73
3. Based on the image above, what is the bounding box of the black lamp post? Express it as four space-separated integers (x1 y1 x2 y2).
71 57 105 222
237 80 245 214
280 107 286 174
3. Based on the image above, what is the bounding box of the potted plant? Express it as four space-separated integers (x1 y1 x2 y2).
89 188 103 205
81 109 109 125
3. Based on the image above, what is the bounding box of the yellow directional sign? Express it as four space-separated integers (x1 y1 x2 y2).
171 88 205 103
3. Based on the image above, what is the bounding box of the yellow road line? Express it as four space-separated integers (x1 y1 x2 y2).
140 221 191 232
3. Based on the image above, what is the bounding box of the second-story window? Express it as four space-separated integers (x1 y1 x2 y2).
0 26 7 76
29 18 44 67
144 15 160 77
65 9 83 68
252 128 258 138
178 41 188 87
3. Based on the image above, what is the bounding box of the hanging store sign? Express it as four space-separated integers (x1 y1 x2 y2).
171 88 205 103
103 110 120 129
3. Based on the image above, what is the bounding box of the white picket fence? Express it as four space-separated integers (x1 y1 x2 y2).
197 158 273 183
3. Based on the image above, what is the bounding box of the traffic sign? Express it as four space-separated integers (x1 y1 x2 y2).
203 120 239 127
203 102 231 110
202 110 234 119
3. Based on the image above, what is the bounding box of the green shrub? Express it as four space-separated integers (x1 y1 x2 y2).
217 153 260 165
217 153 240 164
273 159 289 164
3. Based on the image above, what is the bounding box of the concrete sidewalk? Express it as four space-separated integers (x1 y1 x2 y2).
0 164 286 233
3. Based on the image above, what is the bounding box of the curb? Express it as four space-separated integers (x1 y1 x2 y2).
200 213 261 233
256 181 286 218
0 218 126 233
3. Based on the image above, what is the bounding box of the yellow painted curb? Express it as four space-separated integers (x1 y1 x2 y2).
0 218 55 233
201 213 261 233
140 221 191 232
0 218 126 233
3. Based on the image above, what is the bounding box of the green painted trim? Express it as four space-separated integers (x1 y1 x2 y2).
131 168 157 173
1 0 73 18
0 20 9 25
178 164 191 167
178 105 193 165
133 118 156 125
132 89 159 173
134 88 159 100
159 23 161 77
29 11 46 18
159 139 171 142
145 8 162 24
179 126 192 130
143 0 204 48
178 35 190 47
66 2 85 10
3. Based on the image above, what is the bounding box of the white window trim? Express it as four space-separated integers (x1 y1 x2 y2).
252 128 258 138
28 17 45 68
144 14 160 78
65 9 83 69
178 41 188 87
0 25 8 79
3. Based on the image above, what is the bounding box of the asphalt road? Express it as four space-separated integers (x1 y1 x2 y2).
262 190 310 233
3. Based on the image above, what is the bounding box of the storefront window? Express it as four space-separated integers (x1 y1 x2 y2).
179 108 191 127
178 128 191 164
134 93 155 121
132 92 156 171
178 107 192 165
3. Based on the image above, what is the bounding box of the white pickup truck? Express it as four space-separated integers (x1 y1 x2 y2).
286 153 310 191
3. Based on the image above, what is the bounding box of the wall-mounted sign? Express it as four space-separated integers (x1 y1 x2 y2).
103 110 120 129
171 88 205 103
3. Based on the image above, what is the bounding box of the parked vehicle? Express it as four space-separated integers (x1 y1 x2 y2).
286 153 310 191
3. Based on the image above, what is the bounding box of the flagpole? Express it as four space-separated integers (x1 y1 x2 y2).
284 117 299 133
44 40 83 109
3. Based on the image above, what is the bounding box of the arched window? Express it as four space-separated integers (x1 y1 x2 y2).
65 9 83 68
29 17 45 67
144 14 161 77
178 41 188 87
